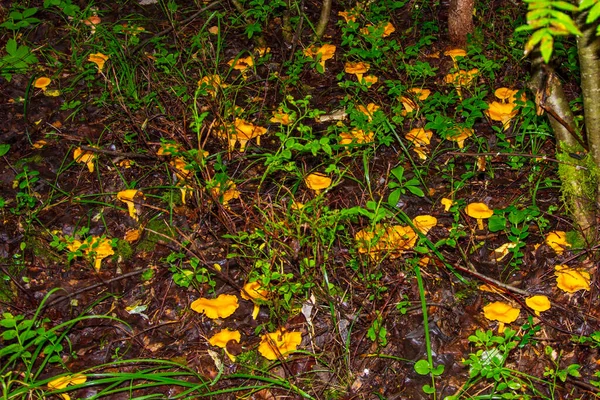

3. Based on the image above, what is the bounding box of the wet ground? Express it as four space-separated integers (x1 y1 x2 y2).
1 0 600 399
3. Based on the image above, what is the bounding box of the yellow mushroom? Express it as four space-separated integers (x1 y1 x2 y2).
190 294 239 319
554 265 590 293
258 328 302 360
48 374 87 400
447 126 473 149
441 198 453 212
304 44 336 70
545 231 571 255
73 147 96 172
483 301 520 333
486 101 519 130
444 48 467 68
209 328 241 361
88 53 109 73
494 87 520 103
34 77 52 91
445 69 478 100
525 295 551 316
465 202 494 230
304 173 332 194
344 61 370 81
228 56 254 73
116 189 143 221
241 281 269 320
412 215 437 235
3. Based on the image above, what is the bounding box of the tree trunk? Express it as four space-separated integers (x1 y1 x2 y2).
314 0 332 39
577 2 600 209
448 0 474 46
529 55 597 239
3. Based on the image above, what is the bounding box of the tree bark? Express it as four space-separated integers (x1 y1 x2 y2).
529 55 597 239
576 3 600 207
448 0 474 46
314 0 332 40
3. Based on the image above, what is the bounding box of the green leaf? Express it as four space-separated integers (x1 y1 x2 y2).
580 0 597 10
0 144 9 157
525 28 549 55
414 359 431 375
551 1 579 11
422 384 435 394
407 185 424 197
23 7 39 18
388 188 402 208
432 363 445 375
540 34 554 63
488 215 506 232
5 38 17 55
2 329 17 340
587 2 600 23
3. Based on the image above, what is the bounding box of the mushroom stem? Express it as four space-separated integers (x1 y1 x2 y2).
477 218 484 230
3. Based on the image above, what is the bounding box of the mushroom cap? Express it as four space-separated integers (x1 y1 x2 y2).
88 52 109 72
48 374 87 391
258 328 302 360
483 301 520 324
241 281 269 301
117 189 139 202
486 101 518 122
191 294 239 319
339 129 374 145
465 202 494 219
344 61 370 75
441 198 453 211
34 77 51 89
234 118 267 140
545 231 571 255
554 265 591 293
444 48 467 59
315 44 336 61
412 215 437 234
228 56 254 71
405 128 432 146
445 69 478 86
209 328 241 348
356 103 380 120
407 87 431 100
305 173 332 191
446 126 473 149
84 15 101 25
525 295 551 313
494 87 519 102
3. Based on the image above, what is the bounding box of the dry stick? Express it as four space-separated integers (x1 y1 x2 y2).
445 151 588 170
43 269 146 309
131 1 222 56
79 145 156 159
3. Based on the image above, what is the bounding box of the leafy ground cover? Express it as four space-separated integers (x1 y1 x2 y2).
1 0 600 398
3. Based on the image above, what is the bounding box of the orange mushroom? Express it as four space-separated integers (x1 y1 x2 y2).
344 61 370 81
34 77 52 91
304 173 332 194
465 202 493 230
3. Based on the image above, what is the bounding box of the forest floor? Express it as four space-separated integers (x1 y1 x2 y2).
1 0 600 399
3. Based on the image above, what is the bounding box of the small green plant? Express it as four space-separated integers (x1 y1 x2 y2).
387 165 425 208
11 166 40 215
488 205 547 269
164 251 216 290
0 39 39 81
0 6 40 30
366 311 388 347
452 326 548 399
